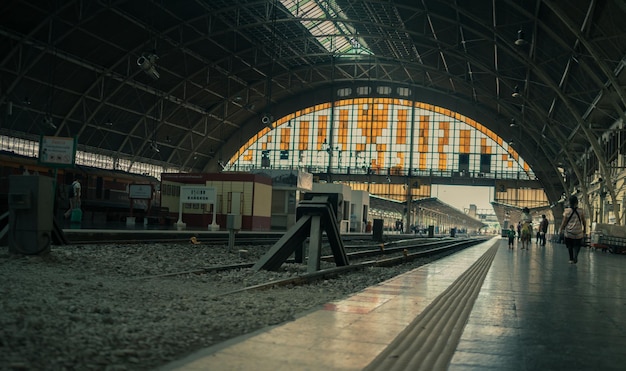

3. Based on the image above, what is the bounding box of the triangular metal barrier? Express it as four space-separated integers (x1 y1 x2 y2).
252 195 349 272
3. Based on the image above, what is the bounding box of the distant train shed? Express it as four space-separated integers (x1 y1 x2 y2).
369 195 486 234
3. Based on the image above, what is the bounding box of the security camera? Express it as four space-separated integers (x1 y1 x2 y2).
137 53 160 80
149 142 160 153
261 114 273 125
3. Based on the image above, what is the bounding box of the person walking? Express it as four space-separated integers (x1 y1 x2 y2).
507 225 516 249
558 195 587 264
539 214 549 246
64 177 81 218
520 207 532 249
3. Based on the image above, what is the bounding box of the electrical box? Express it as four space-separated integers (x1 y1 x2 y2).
8 175 55 255
226 213 242 230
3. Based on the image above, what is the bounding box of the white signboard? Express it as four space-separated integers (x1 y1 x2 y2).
128 184 153 199
180 186 216 204
176 186 219 230
39 136 76 166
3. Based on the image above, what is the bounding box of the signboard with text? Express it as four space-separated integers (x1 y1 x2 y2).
128 184 153 200
38 136 77 166
180 186 216 204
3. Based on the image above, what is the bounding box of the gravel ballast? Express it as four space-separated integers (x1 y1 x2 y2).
0 242 452 370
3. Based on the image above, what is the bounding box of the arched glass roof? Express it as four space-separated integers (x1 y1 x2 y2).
229 99 534 180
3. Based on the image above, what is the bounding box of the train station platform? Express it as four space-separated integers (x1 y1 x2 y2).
160 238 626 371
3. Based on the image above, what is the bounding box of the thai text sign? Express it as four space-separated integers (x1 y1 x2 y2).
180 186 216 204
39 136 76 166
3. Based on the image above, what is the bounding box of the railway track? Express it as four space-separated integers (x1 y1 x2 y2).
134 237 489 294
62 231 402 246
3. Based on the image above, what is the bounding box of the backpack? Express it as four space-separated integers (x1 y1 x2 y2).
68 184 75 198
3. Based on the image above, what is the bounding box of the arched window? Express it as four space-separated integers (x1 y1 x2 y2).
229 98 534 181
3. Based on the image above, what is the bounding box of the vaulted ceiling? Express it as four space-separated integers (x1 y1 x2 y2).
1 0 625 206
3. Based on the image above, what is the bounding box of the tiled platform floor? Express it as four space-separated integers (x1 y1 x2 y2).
161 238 626 371
449 239 626 370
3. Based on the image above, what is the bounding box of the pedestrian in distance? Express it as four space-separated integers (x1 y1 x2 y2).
558 195 587 264
64 177 81 218
507 225 516 249
520 207 532 249
535 228 541 244
539 214 549 246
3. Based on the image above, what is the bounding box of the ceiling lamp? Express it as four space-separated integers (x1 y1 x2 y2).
43 115 56 129
510 118 517 127
515 29 527 46
512 85 521 98
149 141 160 153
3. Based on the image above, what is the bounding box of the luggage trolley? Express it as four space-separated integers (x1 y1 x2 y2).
591 224 626 254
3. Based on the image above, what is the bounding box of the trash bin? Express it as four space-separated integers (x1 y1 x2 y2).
450 228 456 237
428 225 434 238
373 219 384 242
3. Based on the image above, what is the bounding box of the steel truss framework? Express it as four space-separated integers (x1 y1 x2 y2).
1 0 625 222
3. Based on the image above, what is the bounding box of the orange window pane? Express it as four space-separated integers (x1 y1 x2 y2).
419 153 427 170
439 153 447 171
243 150 253 162
317 116 328 150
338 110 349 148
377 152 385 168
298 121 309 151
396 109 408 144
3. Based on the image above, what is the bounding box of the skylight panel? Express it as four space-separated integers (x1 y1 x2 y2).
280 0 372 56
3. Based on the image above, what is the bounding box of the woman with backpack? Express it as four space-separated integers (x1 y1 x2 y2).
558 195 587 264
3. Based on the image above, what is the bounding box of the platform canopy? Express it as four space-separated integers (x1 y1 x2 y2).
414 197 487 231
370 195 486 231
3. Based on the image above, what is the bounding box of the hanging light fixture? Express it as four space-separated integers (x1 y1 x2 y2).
512 85 521 98
515 29 527 46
